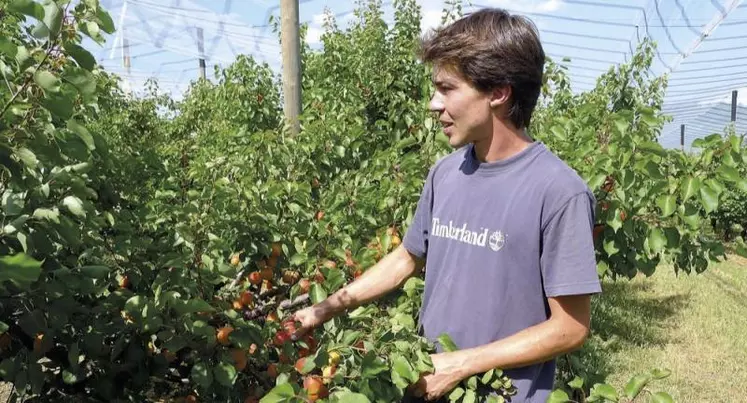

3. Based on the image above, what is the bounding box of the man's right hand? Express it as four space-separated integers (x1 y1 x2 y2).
289 304 334 341
289 245 423 340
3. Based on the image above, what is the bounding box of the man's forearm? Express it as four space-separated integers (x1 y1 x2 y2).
315 245 423 318
448 318 588 379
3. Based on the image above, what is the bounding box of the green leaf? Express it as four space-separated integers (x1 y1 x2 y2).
716 164 741 182
623 373 650 400
309 283 327 304
34 70 60 93
42 0 62 37
360 352 388 378
448 387 465 401
463 389 476 403
190 362 212 387
173 298 215 315
656 195 676 217
391 355 418 383
63 42 96 70
590 383 618 402
81 20 103 42
603 239 619 256
650 368 671 379
329 391 371 403
0 38 18 58
481 368 494 384
9 0 45 21
680 177 700 202
62 195 86 218
63 67 96 96
650 392 674 403
648 228 666 254
96 8 116 34
213 360 237 386
699 185 719 214
79 265 110 279
0 253 43 291
2 191 25 216
16 148 38 168
67 120 95 150
437 333 459 352
260 382 296 403
587 173 607 190
0 322 8 333
568 376 584 389
547 389 570 403
33 207 59 223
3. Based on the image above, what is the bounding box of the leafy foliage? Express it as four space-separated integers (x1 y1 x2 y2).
0 0 743 402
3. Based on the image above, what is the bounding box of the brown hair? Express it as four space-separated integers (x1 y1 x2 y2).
419 8 545 129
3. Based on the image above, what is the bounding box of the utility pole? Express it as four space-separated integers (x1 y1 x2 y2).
197 27 206 80
280 0 302 135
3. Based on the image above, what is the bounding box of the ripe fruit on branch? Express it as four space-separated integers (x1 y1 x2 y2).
231 348 247 371
266 363 278 378
119 275 130 289
294 357 308 373
33 333 44 354
261 268 273 282
315 210 325 221
298 278 311 294
322 365 337 383
328 351 341 366
270 242 283 258
273 330 291 347
230 254 241 266
248 271 262 285
303 375 329 402
593 224 604 241
321 259 337 270
282 270 300 284
239 291 253 306
391 234 401 247
602 175 615 192
217 326 233 346
620 210 627 221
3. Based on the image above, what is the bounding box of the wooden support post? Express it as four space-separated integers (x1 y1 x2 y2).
732 90 738 122
197 27 206 80
280 0 302 135
681 124 685 151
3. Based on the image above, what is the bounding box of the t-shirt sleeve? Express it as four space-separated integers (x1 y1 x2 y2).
540 191 602 297
402 168 435 258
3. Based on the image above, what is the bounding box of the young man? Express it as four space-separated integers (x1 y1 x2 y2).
290 8 602 402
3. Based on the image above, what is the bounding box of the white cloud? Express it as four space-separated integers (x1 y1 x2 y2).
306 26 323 45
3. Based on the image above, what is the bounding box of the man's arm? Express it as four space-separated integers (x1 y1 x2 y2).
413 294 591 400
291 245 425 336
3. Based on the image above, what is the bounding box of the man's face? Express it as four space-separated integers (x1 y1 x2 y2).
428 66 494 148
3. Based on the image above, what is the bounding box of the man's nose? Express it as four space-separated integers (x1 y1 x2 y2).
428 92 444 112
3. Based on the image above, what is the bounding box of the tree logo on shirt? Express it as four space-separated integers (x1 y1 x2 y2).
489 231 506 252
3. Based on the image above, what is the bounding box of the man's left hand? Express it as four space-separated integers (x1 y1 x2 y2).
410 352 468 401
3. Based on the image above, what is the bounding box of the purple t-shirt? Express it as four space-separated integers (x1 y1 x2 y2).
403 141 602 402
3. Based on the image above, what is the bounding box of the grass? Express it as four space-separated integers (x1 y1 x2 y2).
563 253 747 402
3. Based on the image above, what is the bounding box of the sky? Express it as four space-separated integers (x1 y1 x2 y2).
85 0 747 149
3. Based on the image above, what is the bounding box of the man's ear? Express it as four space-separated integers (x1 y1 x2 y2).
489 85 512 109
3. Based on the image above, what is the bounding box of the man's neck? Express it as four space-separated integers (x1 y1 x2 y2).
472 122 534 163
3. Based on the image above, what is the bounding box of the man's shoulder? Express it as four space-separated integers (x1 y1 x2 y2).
535 145 592 197
425 145 471 180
